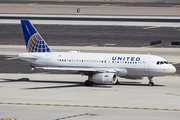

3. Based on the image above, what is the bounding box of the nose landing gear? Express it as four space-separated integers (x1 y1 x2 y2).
148 76 154 86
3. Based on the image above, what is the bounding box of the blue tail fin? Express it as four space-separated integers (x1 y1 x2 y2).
21 20 51 52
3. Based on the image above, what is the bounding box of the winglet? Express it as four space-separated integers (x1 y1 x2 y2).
30 65 35 71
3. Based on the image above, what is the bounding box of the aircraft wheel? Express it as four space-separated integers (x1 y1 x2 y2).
148 82 154 86
115 79 120 85
85 80 93 86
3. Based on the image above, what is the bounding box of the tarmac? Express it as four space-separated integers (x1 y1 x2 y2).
0 2 180 16
0 73 180 120
1 1 180 120
1 45 180 120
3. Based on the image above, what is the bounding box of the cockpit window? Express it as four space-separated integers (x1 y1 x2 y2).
164 61 169 64
156 61 169 65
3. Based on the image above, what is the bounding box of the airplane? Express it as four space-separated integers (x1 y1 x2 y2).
18 20 176 86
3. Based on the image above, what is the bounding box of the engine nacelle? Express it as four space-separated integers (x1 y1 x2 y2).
89 73 118 84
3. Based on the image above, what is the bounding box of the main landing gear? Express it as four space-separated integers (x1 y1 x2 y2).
85 80 93 86
148 76 154 86
115 79 120 85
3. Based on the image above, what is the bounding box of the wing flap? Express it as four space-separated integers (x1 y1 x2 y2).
35 67 97 72
31 66 116 73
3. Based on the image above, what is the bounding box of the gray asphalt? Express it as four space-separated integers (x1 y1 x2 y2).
1 24 180 48
1 0 180 7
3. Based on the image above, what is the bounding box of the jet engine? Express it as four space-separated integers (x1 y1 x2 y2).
89 73 118 84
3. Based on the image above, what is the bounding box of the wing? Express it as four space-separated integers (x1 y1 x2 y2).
31 65 116 74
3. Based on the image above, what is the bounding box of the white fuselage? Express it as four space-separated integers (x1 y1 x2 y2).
18 51 176 77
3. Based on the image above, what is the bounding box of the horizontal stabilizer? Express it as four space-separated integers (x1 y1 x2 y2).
30 65 35 71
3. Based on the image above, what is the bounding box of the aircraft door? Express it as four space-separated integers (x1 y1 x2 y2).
46 54 52 66
103 59 107 67
144 57 150 76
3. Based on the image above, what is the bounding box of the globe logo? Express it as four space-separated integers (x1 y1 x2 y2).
27 33 50 52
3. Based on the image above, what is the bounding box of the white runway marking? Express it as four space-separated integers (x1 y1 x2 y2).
143 26 161 29
0 14 180 27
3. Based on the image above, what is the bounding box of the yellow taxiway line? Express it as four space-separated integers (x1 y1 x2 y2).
166 74 180 77
171 62 179 65
100 4 110 6
0 102 180 111
172 5 180 8
28 3 38 5
0 118 16 120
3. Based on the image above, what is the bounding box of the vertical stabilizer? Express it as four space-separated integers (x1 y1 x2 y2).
21 20 51 52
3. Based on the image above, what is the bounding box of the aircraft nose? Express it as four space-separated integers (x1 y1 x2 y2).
169 65 176 74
